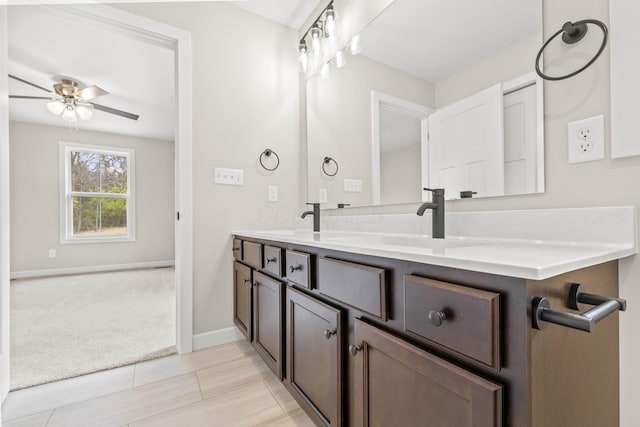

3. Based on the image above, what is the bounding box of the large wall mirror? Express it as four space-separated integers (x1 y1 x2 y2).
306 0 544 208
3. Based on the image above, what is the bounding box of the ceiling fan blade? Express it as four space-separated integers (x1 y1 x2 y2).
88 102 139 121
77 85 108 101
9 95 54 100
8 74 55 95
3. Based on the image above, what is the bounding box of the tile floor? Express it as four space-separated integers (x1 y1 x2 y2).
1 340 314 427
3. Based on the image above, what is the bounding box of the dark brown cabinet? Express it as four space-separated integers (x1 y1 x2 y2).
233 260 253 341
286 287 342 426
233 234 621 427
252 271 284 379
352 319 503 427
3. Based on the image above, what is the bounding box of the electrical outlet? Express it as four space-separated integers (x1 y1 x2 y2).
319 188 328 203
213 167 244 185
344 179 362 193
49 249 56 258
568 115 604 164
268 185 278 202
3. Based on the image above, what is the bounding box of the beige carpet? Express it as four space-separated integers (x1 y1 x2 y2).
10 267 176 391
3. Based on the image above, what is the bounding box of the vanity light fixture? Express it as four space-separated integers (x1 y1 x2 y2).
298 1 336 74
345 34 362 55
335 50 347 68
298 40 309 73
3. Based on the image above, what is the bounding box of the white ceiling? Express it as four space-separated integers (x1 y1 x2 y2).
360 0 542 82
231 0 323 30
8 5 175 141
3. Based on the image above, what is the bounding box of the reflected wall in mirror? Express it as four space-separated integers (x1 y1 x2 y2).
306 0 544 208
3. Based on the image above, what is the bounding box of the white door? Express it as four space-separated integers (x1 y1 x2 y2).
426 84 504 199
503 84 537 195
0 4 10 407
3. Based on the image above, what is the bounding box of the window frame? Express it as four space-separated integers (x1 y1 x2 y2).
59 141 136 244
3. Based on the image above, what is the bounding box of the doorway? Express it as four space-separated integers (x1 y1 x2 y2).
0 2 193 401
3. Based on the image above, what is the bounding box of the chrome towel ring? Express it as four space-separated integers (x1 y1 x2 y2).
535 19 608 81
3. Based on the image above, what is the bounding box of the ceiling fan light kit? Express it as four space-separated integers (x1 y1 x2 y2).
8 74 139 124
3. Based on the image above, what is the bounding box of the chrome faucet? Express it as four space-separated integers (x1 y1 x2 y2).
301 203 321 232
417 188 445 239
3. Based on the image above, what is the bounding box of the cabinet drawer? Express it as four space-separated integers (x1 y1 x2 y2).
318 257 387 321
404 275 501 370
262 245 284 278
243 241 262 269
285 250 311 288
232 238 243 260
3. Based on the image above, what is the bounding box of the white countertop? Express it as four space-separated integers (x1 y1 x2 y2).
232 229 637 280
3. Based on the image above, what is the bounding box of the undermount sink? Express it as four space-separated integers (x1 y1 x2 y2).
326 234 485 250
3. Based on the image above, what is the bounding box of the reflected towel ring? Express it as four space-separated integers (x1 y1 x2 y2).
535 19 608 81
322 156 339 176
259 149 280 171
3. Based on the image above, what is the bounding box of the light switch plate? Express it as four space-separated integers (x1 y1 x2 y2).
319 188 328 203
214 167 244 185
568 115 605 164
344 179 362 193
268 185 278 202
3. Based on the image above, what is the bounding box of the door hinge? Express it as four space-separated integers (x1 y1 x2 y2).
176 211 180 221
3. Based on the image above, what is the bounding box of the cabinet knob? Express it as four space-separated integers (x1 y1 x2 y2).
428 310 447 326
266 257 277 264
323 329 337 339
348 344 362 356
289 264 303 273
243 278 252 288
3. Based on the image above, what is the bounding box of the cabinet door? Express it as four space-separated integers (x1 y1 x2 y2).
253 271 284 379
233 261 253 341
352 319 502 427
286 287 342 426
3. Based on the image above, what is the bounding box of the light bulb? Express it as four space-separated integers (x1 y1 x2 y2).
324 5 336 38
310 25 322 53
298 40 309 73
346 34 362 55
75 105 93 120
46 100 65 115
320 62 331 80
61 105 77 122
335 50 347 68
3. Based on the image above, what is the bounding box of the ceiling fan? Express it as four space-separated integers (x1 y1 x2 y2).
8 74 140 122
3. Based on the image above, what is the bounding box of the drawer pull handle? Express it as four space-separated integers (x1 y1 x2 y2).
233 247 240 251
289 264 303 273
323 329 337 339
532 283 626 332
266 257 277 264
428 310 447 327
348 344 362 356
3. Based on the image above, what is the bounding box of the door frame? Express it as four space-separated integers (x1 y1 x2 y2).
370 91 433 205
0 3 193 406
1 3 10 408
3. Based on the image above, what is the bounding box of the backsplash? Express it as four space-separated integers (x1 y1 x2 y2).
319 206 637 247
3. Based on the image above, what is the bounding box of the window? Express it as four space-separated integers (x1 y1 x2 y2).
60 142 135 243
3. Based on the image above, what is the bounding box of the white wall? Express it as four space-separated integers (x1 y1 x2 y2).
115 2 301 336
435 34 541 108
9 121 175 274
319 1 640 425
306 53 434 207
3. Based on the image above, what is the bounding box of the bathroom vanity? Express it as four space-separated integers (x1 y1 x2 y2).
231 209 635 426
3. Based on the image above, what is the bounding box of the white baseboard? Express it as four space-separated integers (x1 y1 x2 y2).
10 260 175 280
192 327 244 351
